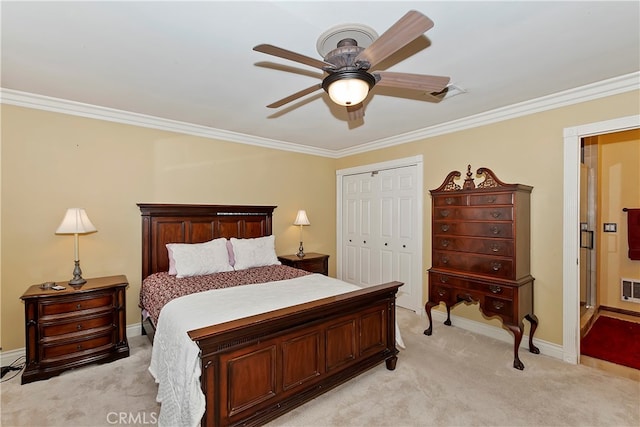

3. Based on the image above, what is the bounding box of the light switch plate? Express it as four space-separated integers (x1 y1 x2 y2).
603 223 617 232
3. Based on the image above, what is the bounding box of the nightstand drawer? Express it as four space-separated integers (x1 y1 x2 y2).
41 312 114 337
296 258 326 274
42 331 115 362
278 253 329 276
41 293 114 317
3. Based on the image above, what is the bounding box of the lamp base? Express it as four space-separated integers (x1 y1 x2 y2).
69 260 86 287
296 242 305 258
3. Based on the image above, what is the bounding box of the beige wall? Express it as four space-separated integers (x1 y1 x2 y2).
0 105 337 351
597 129 640 310
2 90 639 352
337 90 640 346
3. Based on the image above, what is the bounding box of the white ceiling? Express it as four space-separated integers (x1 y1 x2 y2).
2 1 639 155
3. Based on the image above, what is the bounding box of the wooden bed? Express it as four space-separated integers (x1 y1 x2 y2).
138 203 403 427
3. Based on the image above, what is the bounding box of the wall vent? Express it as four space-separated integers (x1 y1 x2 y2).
621 278 640 303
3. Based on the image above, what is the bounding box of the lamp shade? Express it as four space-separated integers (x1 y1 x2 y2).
294 210 310 226
55 208 97 234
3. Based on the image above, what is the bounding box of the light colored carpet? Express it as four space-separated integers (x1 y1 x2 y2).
1 308 639 427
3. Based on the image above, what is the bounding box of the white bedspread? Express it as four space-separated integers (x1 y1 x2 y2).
148 273 404 427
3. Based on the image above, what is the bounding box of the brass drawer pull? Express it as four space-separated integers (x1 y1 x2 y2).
490 243 501 252
76 303 82 309
491 262 502 271
76 344 83 351
486 196 497 203
489 285 502 294
445 197 455 205
439 276 448 283
77 324 83 330
492 300 505 310
441 239 450 247
490 226 500 235
491 211 501 218
441 256 449 264
440 210 450 218
441 224 450 232
437 289 447 297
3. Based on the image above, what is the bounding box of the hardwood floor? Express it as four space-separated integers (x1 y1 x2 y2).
580 308 640 381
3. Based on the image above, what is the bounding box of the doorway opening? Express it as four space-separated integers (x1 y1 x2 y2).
563 115 640 364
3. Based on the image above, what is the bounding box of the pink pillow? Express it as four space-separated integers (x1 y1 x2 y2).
168 246 177 275
226 239 235 267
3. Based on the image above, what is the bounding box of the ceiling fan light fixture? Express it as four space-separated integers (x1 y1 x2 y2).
322 70 376 106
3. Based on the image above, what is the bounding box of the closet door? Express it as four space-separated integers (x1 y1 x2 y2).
343 172 376 287
342 165 420 311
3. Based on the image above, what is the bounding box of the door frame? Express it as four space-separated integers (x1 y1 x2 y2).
562 115 639 364
336 155 424 313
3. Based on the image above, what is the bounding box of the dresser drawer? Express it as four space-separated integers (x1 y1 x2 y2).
433 251 514 279
40 293 114 317
433 236 514 257
41 331 115 362
434 206 513 221
41 312 114 338
469 193 513 205
429 272 514 299
433 195 467 206
434 221 514 238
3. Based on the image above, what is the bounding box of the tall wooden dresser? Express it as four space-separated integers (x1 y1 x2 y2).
424 166 539 369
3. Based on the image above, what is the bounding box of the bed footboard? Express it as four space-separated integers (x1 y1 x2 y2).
188 281 403 427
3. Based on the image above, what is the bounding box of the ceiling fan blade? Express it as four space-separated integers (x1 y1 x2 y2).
346 104 365 121
375 71 450 92
355 11 434 70
254 44 334 70
266 83 322 108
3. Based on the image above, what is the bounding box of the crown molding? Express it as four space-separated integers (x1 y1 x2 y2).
2 71 638 159
336 71 640 157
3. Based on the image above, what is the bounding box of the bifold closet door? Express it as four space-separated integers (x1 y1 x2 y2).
342 166 419 310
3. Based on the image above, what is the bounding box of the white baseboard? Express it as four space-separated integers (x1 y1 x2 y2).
1 322 143 367
430 310 564 361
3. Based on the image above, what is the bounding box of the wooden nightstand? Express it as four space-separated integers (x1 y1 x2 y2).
21 275 130 384
278 253 329 276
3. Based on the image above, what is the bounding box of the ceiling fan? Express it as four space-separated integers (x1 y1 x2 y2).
253 10 450 121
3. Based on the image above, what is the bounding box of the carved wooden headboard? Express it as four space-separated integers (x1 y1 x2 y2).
138 204 276 280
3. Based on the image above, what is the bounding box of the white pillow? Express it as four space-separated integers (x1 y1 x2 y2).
166 238 234 278
230 235 281 271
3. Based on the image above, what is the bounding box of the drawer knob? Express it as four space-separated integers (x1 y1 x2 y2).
490 226 500 235
440 209 450 218
439 276 449 283
77 324 83 330
491 211 501 218
492 300 505 310
491 262 502 271
441 239 450 247
490 243 501 252
384 243 388 246
445 197 455 205
441 256 449 264
76 344 83 350
486 196 497 203
76 303 82 309
441 224 450 232
402 244 406 248
489 285 502 294
437 289 447 297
